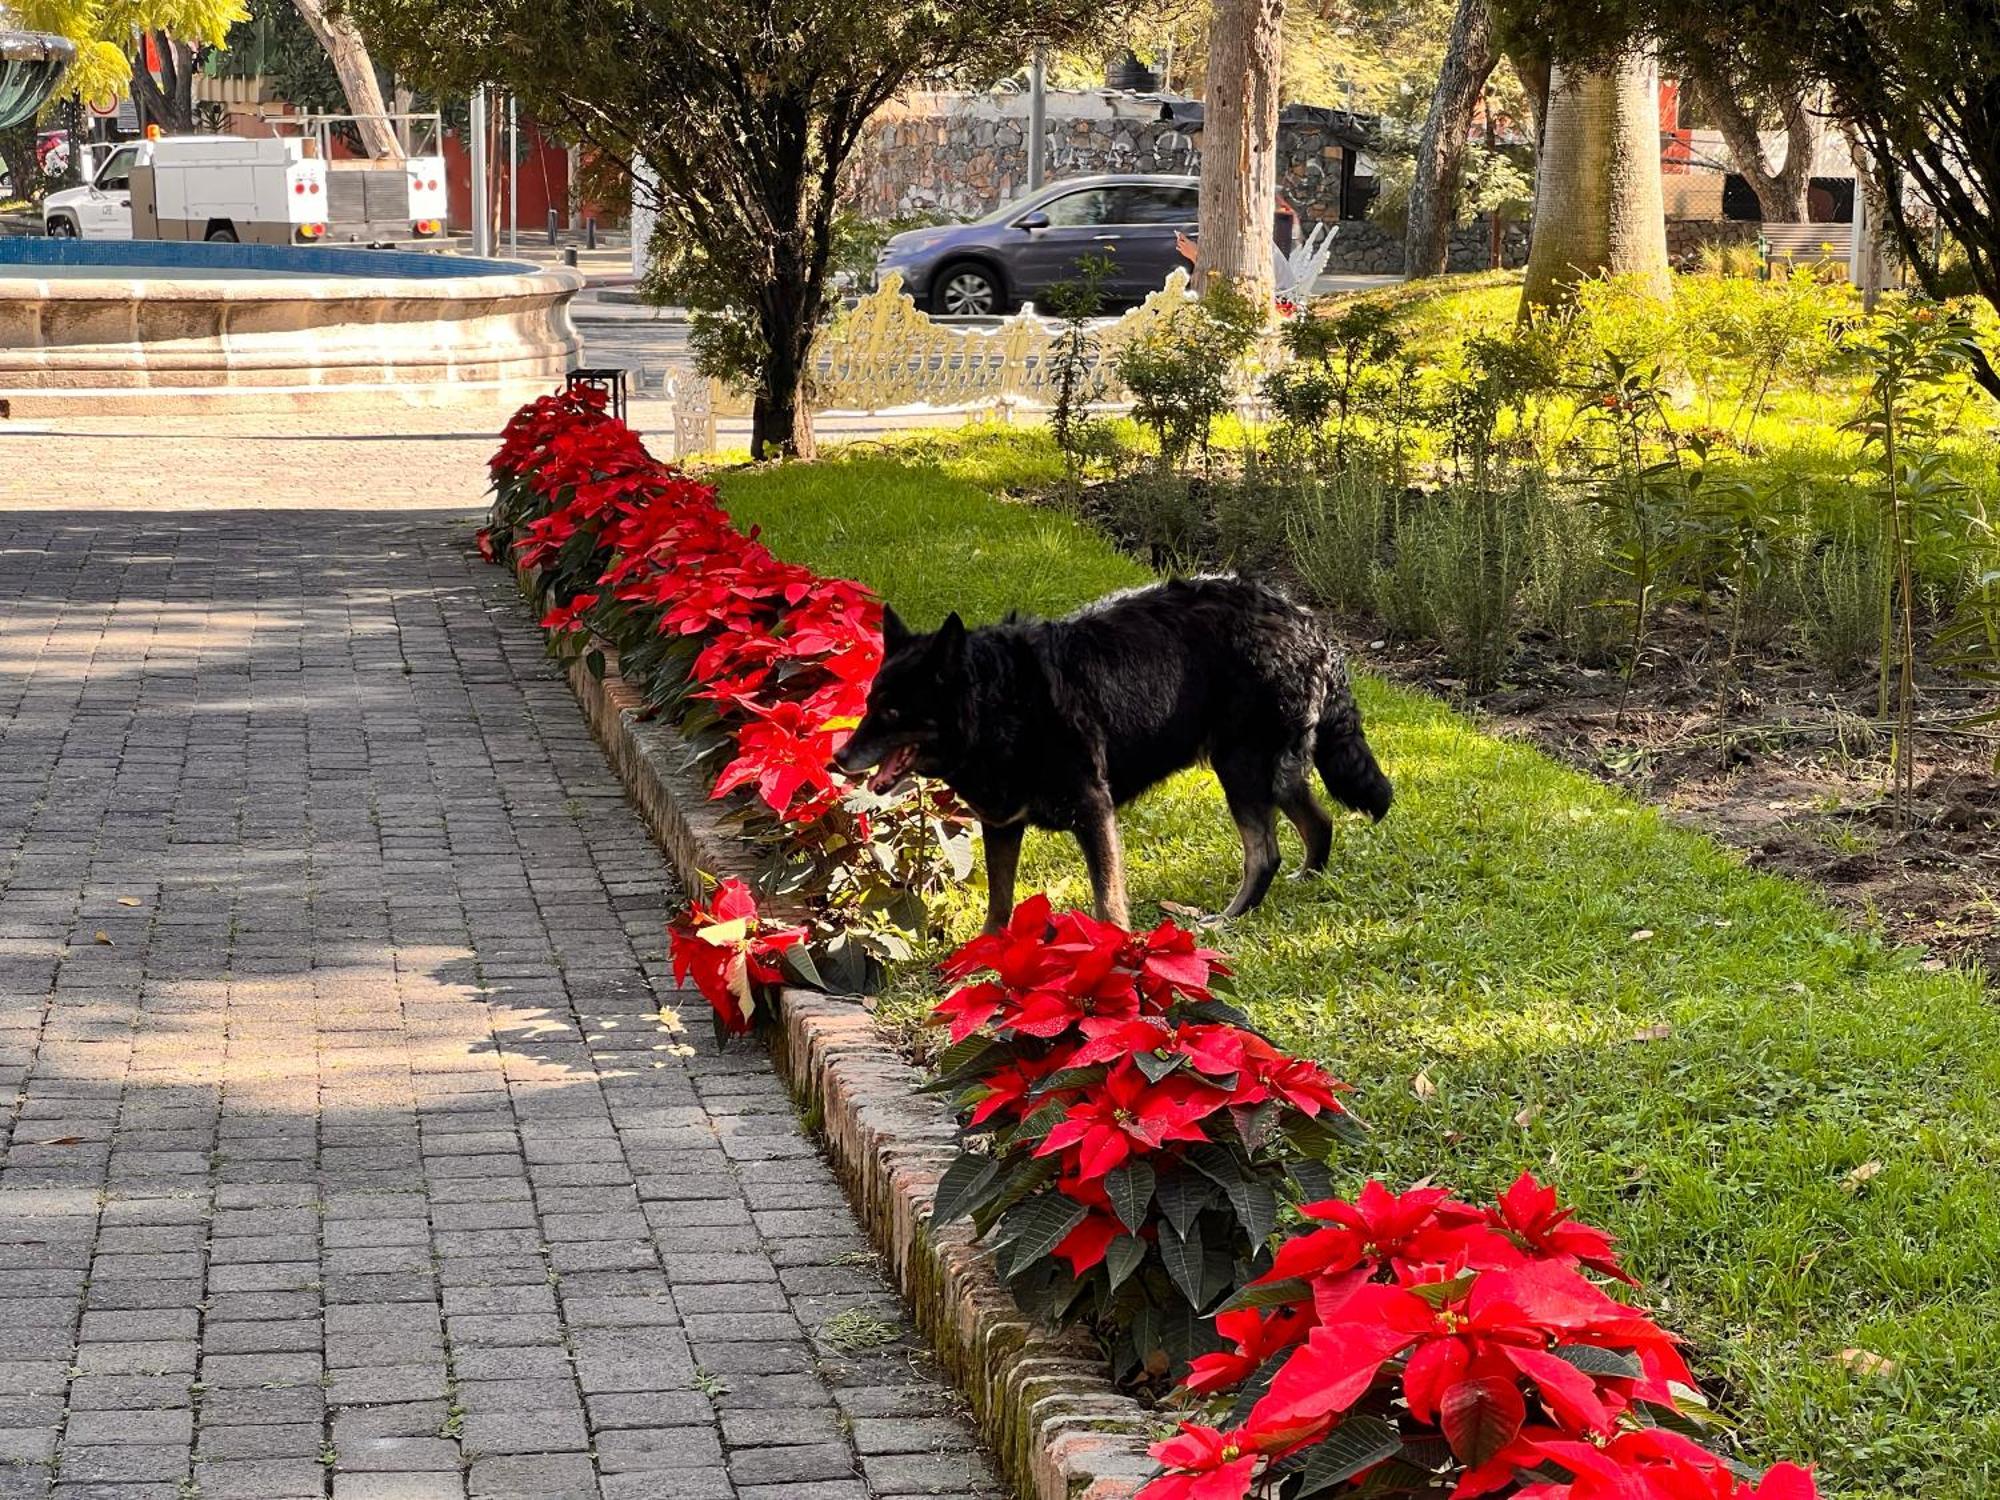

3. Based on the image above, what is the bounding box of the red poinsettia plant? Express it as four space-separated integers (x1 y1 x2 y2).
482 390 975 1033
667 878 809 1035
1140 1177 1821 1500
928 896 1361 1382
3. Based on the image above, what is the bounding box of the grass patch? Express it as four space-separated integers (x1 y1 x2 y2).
722 440 2000 1499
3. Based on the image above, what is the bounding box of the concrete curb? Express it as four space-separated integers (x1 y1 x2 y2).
514 567 1158 1500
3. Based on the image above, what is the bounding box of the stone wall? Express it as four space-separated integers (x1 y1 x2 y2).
1324 218 1530 275
849 91 1351 235
1665 218 1761 266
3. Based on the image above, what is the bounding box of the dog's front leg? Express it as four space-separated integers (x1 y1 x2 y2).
980 821 1024 935
1074 793 1130 928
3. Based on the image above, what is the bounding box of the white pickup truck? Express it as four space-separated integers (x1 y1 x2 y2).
43 129 448 246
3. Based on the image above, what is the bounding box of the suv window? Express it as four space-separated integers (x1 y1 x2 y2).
95 147 139 191
1116 185 1199 225
1037 188 1118 228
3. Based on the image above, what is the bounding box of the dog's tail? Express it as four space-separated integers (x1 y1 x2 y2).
1314 666 1393 822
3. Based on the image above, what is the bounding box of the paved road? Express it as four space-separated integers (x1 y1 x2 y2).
0 505 999 1500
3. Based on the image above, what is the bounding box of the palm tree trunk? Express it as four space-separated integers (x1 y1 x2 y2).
1519 47 1670 315
291 0 402 160
1195 0 1283 302
1405 0 1497 280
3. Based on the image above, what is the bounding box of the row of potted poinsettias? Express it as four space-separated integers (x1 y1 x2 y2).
481 388 1822 1500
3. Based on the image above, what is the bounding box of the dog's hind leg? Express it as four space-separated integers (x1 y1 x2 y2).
1213 750 1282 921
981 821 1024 935
1277 781 1334 875
1073 790 1130 928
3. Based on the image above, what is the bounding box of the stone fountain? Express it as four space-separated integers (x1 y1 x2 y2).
0 21 74 129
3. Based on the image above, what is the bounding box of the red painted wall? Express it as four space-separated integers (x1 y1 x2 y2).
442 123 574 233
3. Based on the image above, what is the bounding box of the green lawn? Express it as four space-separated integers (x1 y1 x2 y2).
721 441 2000 1500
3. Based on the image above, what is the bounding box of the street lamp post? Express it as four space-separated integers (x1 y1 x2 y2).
1027 47 1046 191
469 87 491 257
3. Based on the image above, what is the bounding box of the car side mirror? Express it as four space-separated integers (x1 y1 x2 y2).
1016 210 1050 232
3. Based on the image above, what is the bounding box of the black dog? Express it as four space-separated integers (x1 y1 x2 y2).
833 576 1391 930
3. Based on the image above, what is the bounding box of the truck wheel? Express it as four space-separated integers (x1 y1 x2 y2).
45 216 76 238
204 224 238 243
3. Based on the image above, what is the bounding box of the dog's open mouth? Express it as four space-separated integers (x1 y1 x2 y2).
867 745 918 794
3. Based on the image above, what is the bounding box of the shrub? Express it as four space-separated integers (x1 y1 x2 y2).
1372 488 1527 689
1116 283 1266 470
1797 534 1882 682
927 897 1359 1382
1520 483 1618 663
1286 469 1394 616
1208 473 1297 572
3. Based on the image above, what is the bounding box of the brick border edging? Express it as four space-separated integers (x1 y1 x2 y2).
517 574 1158 1500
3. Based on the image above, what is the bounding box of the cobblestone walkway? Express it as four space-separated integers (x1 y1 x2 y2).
0 510 999 1500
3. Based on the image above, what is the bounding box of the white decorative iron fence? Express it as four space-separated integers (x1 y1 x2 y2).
668 268 1291 454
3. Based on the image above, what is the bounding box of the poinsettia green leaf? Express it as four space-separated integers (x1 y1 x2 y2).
921 1034 1009 1093
1552 1344 1644 1380
933 1152 1002 1226
1292 1415 1405 1497
1105 1233 1147 1291
775 944 824 991
1216 1275 1312 1314
1186 1143 1278 1247
1103 1160 1156 1235
1033 1065 1107 1095
970 1155 1055 1236
994 1193 1087 1279
1158 1217 1204 1307
1133 1049 1187 1084
1155 1170 1212 1239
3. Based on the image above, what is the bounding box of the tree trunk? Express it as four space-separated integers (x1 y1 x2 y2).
1842 124 1893 310
291 0 402 160
1689 66 1813 223
130 34 198 135
0 121 36 202
1519 48 1671 316
1512 52 1552 150
1195 0 1283 302
752 252 822 461
1404 0 1497 280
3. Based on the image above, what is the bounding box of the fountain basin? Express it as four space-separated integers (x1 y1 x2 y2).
0 238 583 414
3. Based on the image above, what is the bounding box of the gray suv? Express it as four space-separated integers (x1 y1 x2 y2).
875 174 1295 316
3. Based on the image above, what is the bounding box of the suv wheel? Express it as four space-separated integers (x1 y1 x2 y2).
933 262 1003 317
45 216 77 237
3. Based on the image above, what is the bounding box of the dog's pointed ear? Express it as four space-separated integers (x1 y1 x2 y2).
881 604 911 650
928 611 967 666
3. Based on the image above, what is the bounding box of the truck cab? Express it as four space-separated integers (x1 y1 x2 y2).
43 141 143 238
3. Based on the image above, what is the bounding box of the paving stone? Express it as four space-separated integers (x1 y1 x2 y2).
585 1391 715 1431
727 1443 858 1485
458 1409 589 1456
593 1426 726 1471
334 1476 466 1500
467 1454 599 1499
190 1458 329 1499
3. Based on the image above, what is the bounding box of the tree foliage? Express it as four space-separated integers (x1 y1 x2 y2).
10 0 242 109
1500 0 2000 397
352 0 1116 459
1070 0 1463 109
